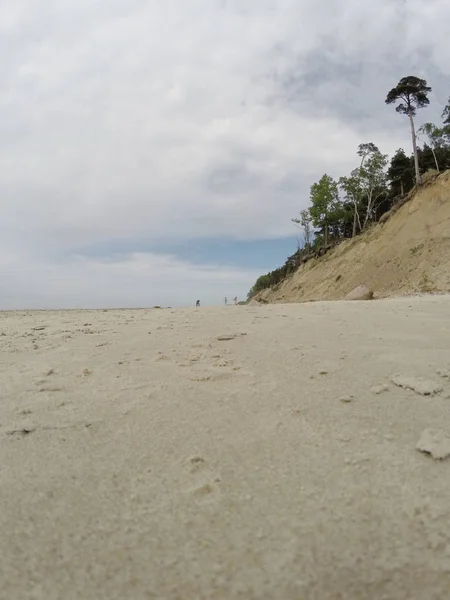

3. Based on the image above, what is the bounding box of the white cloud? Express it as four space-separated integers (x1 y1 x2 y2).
1 249 258 309
1 0 449 306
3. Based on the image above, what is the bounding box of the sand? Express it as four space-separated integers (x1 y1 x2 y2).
1 295 450 599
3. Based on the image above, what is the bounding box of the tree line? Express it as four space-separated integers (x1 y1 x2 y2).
247 76 450 300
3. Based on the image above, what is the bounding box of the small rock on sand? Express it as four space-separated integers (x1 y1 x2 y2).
391 374 443 396
417 428 450 460
345 285 374 301
371 383 389 395
339 395 354 403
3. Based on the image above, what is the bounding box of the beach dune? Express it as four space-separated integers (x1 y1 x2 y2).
1 295 450 599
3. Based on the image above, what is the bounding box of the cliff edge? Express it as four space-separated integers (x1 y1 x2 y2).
254 170 450 303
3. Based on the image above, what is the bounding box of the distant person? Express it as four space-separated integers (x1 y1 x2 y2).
234 296 238 305
196 300 200 307
224 297 228 305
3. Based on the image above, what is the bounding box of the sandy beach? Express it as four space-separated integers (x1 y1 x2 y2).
2 295 450 599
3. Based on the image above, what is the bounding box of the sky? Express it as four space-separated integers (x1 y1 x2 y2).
1 0 450 308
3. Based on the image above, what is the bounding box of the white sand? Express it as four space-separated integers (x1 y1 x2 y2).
1 295 450 599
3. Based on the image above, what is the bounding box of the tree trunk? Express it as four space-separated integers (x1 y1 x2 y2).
363 193 373 229
400 179 404 196
304 225 311 250
352 200 362 237
409 110 420 184
431 147 440 172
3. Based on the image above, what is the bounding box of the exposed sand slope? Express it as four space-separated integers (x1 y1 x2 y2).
2 297 450 599
256 170 450 303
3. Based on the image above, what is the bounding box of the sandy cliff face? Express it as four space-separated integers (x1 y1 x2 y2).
255 170 450 303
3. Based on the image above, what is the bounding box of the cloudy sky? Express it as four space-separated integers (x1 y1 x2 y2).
2 0 449 308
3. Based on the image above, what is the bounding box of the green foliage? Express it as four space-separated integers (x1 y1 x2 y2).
339 170 363 236
339 170 363 200
387 143 450 198
442 97 450 125
387 148 415 197
291 208 312 249
420 144 450 172
360 149 389 226
385 76 432 116
247 248 306 299
419 122 445 146
357 142 379 159
418 123 447 171
338 144 388 234
385 75 432 183
439 99 450 144
309 174 340 245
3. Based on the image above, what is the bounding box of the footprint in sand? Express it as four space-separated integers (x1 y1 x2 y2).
179 345 242 380
184 456 221 504
213 358 230 368
188 456 206 473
